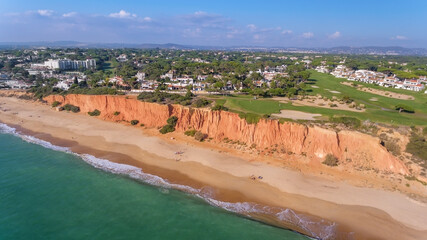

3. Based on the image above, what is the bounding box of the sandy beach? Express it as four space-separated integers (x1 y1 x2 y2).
1 96 426 240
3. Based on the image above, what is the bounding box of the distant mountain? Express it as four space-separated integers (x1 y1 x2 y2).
0 41 214 50
325 46 427 56
0 41 426 56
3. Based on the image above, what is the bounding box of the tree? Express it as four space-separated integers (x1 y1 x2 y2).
395 104 415 113
185 88 194 99
213 81 224 90
287 87 298 97
252 88 265 97
268 88 285 96
78 80 88 88
297 71 311 82
270 81 277 89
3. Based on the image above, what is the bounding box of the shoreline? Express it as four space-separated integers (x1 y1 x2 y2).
1 96 427 239
0 122 333 239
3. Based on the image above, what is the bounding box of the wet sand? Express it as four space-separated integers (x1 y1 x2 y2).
0 96 426 240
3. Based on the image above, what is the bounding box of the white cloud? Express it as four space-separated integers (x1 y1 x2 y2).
109 10 137 19
328 31 341 39
143 17 152 22
62 12 77 17
37 10 54 17
302 32 314 39
392 35 407 40
183 28 202 37
281 30 293 35
247 24 257 31
182 11 229 29
253 34 265 42
194 11 207 16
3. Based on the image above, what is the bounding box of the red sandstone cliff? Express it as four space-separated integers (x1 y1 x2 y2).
44 94 409 175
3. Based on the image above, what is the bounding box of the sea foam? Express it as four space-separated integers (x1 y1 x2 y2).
0 122 339 240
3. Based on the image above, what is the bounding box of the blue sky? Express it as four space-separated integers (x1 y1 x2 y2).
1 0 426 47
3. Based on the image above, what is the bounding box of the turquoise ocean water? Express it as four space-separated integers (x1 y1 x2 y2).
0 124 310 240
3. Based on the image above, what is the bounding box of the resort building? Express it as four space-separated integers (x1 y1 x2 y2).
32 59 96 70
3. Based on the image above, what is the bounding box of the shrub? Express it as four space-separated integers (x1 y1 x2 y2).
385 141 401 155
379 134 401 155
88 109 101 116
18 95 34 100
140 123 145 127
322 154 339 167
159 124 175 134
341 95 353 103
167 116 178 127
194 131 207 142
331 116 361 128
212 104 229 111
192 98 211 108
137 91 195 106
65 87 122 95
159 116 179 134
130 120 139 125
238 112 261 124
406 133 427 163
395 104 415 113
113 111 120 116
63 104 80 113
51 101 61 107
184 129 197 137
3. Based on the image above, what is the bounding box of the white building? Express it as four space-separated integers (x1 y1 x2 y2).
136 72 146 81
315 66 330 74
116 54 127 62
33 59 96 70
55 80 73 90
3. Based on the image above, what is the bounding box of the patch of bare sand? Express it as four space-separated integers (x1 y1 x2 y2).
272 110 321 120
326 89 341 94
273 96 365 112
341 82 415 100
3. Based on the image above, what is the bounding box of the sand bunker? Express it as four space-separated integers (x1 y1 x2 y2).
341 82 414 100
370 97 378 101
272 110 321 120
273 97 365 112
326 89 341 94
311 86 319 88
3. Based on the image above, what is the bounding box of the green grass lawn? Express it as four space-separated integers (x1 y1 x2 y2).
102 60 119 71
102 61 113 70
302 70 427 125
206 71 427 126
224 96 284 115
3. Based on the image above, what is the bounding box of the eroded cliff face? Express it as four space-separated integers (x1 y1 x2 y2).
44 94 409 175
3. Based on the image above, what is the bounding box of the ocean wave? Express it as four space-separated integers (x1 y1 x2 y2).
79 154 199 194
0 122 339 240
0 123 18 134
277 209 337 240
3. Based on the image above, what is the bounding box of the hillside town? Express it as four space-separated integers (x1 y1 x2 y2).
1 48 427 96
316 64 426 92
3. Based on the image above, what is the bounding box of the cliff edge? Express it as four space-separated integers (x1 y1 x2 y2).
44 94 409 175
